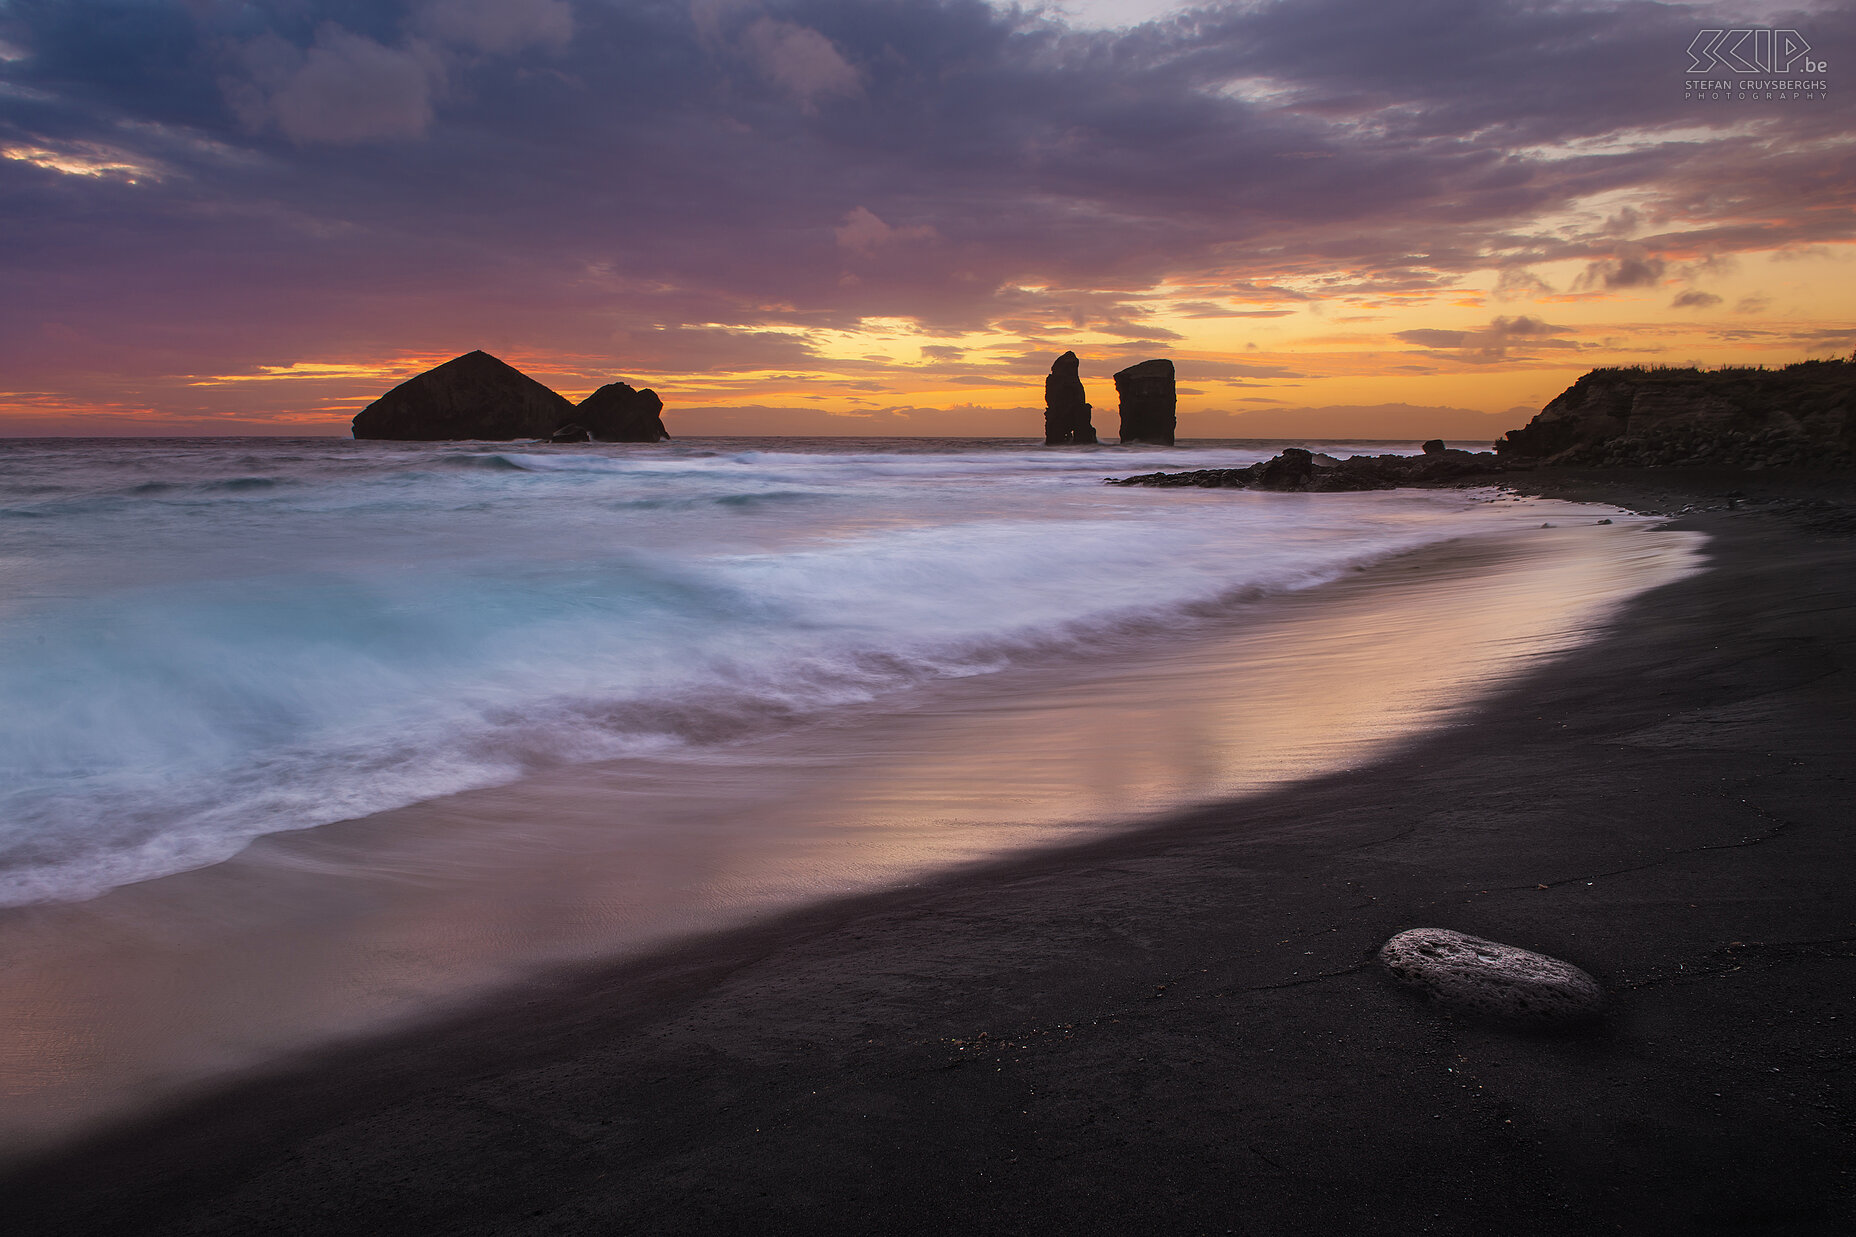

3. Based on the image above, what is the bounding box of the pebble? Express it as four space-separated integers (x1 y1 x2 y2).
1379 928 1605 1028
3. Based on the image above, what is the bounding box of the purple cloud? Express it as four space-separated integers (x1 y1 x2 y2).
0 0 1851 421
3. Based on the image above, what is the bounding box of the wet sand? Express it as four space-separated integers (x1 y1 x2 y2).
4 470 1853 1235
0 504 1693 1157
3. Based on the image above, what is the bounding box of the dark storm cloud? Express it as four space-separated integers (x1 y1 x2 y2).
1 0 1851 400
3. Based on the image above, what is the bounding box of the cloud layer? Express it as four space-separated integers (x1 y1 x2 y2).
1 0 1851 431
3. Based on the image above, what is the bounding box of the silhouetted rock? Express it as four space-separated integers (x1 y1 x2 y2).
548 423 591 443
1043 351 1097 445
1255 446 1315 488
577 382 670 442
1496 361 1856 470
1379 928 1604 1029
1422 438 1447 455
1108 447 1508 491
352 351 577 441
1114 359 1176 446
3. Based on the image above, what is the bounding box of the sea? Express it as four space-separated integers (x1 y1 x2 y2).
0 435 1703 1151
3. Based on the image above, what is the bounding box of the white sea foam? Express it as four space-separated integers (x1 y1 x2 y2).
0 436 1620 906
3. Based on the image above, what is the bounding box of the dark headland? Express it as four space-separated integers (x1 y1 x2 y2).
6 367 1854 1236
1115 357 1856 490
351 351 669 442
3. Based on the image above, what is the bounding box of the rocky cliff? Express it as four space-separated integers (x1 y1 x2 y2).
577 382 670 442
352 351 577 441
1496 360 1855 469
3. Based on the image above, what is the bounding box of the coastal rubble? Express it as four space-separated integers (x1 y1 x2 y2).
1379 927 1605 1028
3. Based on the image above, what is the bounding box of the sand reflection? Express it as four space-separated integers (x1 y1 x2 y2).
0 517 1701 1155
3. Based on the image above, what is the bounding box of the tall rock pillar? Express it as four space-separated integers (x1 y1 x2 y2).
1043 351 1097 445
1114 359 1176 446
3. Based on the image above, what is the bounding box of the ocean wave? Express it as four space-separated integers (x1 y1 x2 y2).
0 437 1583 907
427 452 532 472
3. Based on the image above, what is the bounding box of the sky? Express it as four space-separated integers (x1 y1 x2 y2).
1 0 1851 439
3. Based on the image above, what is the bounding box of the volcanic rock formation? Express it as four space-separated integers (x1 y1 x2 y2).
1496 360 1856 469
1039 351 1091 443
351 351 576 441
1114 359 1176 446
577 382 670 442
1043 352 1097 445
1109 446 1508 491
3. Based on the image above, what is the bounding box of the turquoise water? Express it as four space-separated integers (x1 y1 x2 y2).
0 435 1712 1155
1 436 1641 906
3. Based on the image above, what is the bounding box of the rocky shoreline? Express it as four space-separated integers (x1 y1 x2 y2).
1109 443 1518 491
1118 358 1853 483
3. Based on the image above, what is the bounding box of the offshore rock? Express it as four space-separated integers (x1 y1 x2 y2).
547 423 591 443
1422 438 1447 454
1496 360 1856 470
1114 359 1176 446
1108 447 1509 492
1253 446 1315 488
352 350 576 441
1379 928 1604 1028
577 382 670 442
1044 351 1097 445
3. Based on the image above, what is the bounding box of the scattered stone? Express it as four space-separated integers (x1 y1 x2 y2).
1043 351 1097 445
1596 518 1613 525
1379 928 1604 1028
547 423 591 443
1114 359 1176 446
576 381 670 442
352 350 576 441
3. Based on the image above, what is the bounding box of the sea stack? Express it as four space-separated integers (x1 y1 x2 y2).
576 382 670 442
352 350 575 441
1114 359 1176 446
1043 351 1097 445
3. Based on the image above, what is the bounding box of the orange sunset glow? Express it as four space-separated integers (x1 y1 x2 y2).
2 1 1852 439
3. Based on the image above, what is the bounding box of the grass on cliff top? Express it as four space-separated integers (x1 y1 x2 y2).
1583 355 1855 383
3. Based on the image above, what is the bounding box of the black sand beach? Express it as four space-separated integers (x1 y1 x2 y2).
5 469 1853 1236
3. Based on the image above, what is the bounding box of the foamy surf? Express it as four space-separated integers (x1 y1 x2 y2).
2 437 1667 908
